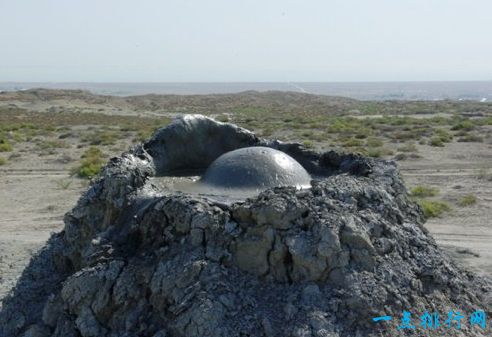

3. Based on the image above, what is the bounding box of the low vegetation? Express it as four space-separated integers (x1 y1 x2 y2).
418 199 451 218
0 107 171 147
365 147 393 158
0 157 6 165
303 140 314 148
397 142 417 153
457 134 484 142
56 179 73 190
429 137 445 147
342 138 364 148
36 140 69 152
232 110 491 153
477 169 492 181
0 96 491 179
451 120 475 131
458 194 477 207
410 185 439 197
0 139 13 152
74 147 105 179
82 129 120 146
433 128 453 143
365 137 384 148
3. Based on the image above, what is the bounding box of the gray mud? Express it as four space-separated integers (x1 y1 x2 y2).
1 115 491 337
150 176 278 204
150 176 312 205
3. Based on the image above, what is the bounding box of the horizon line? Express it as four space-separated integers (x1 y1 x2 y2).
1 80 492 84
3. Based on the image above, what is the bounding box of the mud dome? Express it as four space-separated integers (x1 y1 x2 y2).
1 115 491 337
201 147 311 190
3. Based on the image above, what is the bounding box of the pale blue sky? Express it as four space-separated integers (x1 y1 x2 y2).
0 0 491 82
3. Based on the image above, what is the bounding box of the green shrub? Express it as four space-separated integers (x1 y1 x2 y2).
75 147 105 178
434 128 453 143
458 194 477 206
366 137 384 148
310 132 327 142
0 139 13 152
457 134 484 142
411 126 432 137
300 130 315 138
82 130 120 145
37 140 69 150
134 128 155 142
451 120 474 131
397 142 417 153
394 153 407 161
11 131 25 142
361 147 393 158
0 157 6 165
56 179 73 190
303 140 314 148
390 131 415 141
411 185 439 197
454 130 468 137
418 200 451 218
429 137 444 147
216 114 230 122
342 138 364 147
367 148 385 158
261 128 274 137
354 128 372 139
365 148 382 158
475 117 492 126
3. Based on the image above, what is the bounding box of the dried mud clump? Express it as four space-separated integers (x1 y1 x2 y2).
1 115 491 337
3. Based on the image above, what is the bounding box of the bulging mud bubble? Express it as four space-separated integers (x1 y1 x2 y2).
153 146 312 203
201 147 311 190
1 115 491 337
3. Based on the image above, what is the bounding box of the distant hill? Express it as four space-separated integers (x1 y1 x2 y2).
0 88 491 117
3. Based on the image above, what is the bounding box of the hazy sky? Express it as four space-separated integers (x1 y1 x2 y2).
1 0 491 82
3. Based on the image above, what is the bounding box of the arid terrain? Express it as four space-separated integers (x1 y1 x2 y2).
1 89 491 304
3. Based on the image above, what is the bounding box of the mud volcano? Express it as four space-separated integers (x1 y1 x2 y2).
1 115 491 337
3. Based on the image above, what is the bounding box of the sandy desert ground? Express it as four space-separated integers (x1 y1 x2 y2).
0 89 491 305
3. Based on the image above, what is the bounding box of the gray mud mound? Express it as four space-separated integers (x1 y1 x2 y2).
1 115 491 337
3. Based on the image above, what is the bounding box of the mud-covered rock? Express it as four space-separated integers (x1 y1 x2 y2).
1 115 491 337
